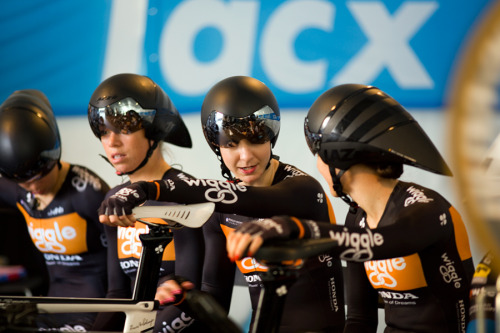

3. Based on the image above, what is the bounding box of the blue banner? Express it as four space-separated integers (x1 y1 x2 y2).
0 0 493 116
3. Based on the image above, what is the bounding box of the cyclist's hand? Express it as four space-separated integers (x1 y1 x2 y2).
156 278 195 305
98 182 148 227
227 216 295 261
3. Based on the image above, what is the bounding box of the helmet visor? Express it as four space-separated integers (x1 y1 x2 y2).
205 106 280 148
1 159 57 183
304 117 322 155
89 97 156 136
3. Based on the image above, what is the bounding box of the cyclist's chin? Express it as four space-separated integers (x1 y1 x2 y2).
239 173 261 186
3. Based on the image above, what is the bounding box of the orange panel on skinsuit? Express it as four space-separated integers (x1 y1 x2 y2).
117 219 175 260
221 224 265 273
17 204 88 255
449 206 472 261
221 224 302 274
364 254 428 291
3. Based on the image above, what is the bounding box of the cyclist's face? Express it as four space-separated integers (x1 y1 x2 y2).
18 165 58 195
317 155 347 197
220 139 272 186
100 128 150 175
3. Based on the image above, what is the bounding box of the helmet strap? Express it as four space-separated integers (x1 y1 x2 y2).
215 149 240 183
329 165 358 214
99 141 159 177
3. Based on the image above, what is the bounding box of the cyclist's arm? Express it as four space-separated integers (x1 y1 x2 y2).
343 261 379 333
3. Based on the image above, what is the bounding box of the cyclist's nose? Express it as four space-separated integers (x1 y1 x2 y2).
106 132 122 146
237 140 254 161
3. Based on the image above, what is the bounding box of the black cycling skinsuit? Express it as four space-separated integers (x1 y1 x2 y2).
466 251 497 333
135 162 345 333
93 168 205 333
0 165 109 331
203 162 345 333
289 181 474 333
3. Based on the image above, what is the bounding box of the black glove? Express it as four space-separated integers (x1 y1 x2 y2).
98 182 149 216
235 216 301 243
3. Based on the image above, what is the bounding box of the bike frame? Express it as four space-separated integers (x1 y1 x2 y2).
0 203 216 333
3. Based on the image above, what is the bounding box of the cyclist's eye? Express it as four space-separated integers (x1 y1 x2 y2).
100 128 110 137
225 140 238 148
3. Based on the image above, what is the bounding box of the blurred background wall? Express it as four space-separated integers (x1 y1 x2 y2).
0 0 496 331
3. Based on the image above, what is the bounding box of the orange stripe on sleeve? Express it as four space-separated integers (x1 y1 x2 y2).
152 181 160 200
290 216 305 239
324 195 337 225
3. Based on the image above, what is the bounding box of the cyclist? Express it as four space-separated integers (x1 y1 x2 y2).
87 73 205 333
0 89 109 331
227 84 475 332
98 76 346 333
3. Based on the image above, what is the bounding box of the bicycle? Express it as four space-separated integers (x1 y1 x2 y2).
0 202 215 333
0 203 338 333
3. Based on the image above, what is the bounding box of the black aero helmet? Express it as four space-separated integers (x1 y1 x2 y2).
201 76 280 152
0 89 61 182
88 73 191 148
304 84 452 176
200 76 280 180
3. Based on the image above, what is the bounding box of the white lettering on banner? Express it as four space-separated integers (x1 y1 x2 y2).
262 0 333 92
161 0 258 94
102 0 148 78
105 1 439 94
332 1 437 88
28 222 77 253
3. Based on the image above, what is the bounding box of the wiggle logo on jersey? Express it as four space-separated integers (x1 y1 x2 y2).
70 165 103 192
365 257 406 288
404 186 434 207
160 312 194 333
237 257 268 273
283 164 307 177
328 227 383 260
180 178 247 204
440 252 462 288
365 254 427 290
23 212 88 254
117 220 175 260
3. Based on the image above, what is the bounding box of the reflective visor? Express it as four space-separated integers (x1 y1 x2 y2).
4 159 57 183
205 106 280 148
304 117 322 155
89 97 156 136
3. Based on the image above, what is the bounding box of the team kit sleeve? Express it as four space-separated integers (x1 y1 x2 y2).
101 175 329 220
240 199 459 263
200 213 236 312
154 224 206 333
343 261 379 333
91 225 130 331
306 202 460 262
